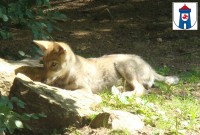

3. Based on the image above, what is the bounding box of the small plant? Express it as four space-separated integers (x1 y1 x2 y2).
0 96 46 134
157 65 171 76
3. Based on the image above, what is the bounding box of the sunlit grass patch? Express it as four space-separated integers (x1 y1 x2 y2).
99 68 200 134
100 92 200 134
143 94 200 134
179 68 200 84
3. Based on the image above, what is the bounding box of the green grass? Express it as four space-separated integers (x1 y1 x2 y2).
179 68 200 83
64 67 200 134
99 68 200 134
109 129 130 135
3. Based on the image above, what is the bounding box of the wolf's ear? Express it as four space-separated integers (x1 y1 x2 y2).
54 42 66 54
33 40 53 51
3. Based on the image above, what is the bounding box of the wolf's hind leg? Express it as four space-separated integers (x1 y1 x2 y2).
131 80 146 96
122 80 146 97
114 62 146 96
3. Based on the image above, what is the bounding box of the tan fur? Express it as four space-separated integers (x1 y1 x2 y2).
33 40 179 96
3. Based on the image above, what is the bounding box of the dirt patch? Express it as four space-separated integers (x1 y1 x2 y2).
64 125 154 135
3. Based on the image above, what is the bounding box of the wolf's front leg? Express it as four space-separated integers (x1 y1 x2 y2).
74 85 93 94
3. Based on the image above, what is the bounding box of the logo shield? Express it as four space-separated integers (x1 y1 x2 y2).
173 2 198 30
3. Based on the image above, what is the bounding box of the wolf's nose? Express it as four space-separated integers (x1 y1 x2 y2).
41 78 47 84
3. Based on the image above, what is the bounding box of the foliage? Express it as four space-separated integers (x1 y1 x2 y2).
0 0 66 39
0 96 46 134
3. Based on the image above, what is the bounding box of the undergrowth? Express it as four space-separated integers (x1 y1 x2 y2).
0 96 46 134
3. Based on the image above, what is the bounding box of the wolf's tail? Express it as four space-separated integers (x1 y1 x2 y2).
153 71 179 85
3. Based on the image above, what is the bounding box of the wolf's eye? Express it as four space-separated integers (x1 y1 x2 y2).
52 62 57 67
50 61 58 69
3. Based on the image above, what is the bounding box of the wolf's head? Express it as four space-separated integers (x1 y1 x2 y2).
33 40 75 85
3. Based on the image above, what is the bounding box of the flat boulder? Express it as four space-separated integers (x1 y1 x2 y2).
9 73 101 134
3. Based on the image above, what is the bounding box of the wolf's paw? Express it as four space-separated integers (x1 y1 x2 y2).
93 94 102 104
121 88 146 97
165 76 179 85
121 91 135 98
132 88 146 97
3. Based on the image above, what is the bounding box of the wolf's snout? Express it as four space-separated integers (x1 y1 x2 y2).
43 80 47 84
41 78 47 84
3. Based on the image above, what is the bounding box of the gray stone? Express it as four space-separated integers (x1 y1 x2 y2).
9 73 101 134
90 109 144 134
109 110 144 133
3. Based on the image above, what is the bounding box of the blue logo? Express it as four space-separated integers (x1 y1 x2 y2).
173 2 198 30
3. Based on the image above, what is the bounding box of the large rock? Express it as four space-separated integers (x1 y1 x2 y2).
0 59 15 96
0 58 43 96
9 73 101 134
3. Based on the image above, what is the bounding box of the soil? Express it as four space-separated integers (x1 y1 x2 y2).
0 0 199 134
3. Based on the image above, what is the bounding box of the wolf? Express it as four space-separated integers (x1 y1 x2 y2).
33 40 179 96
